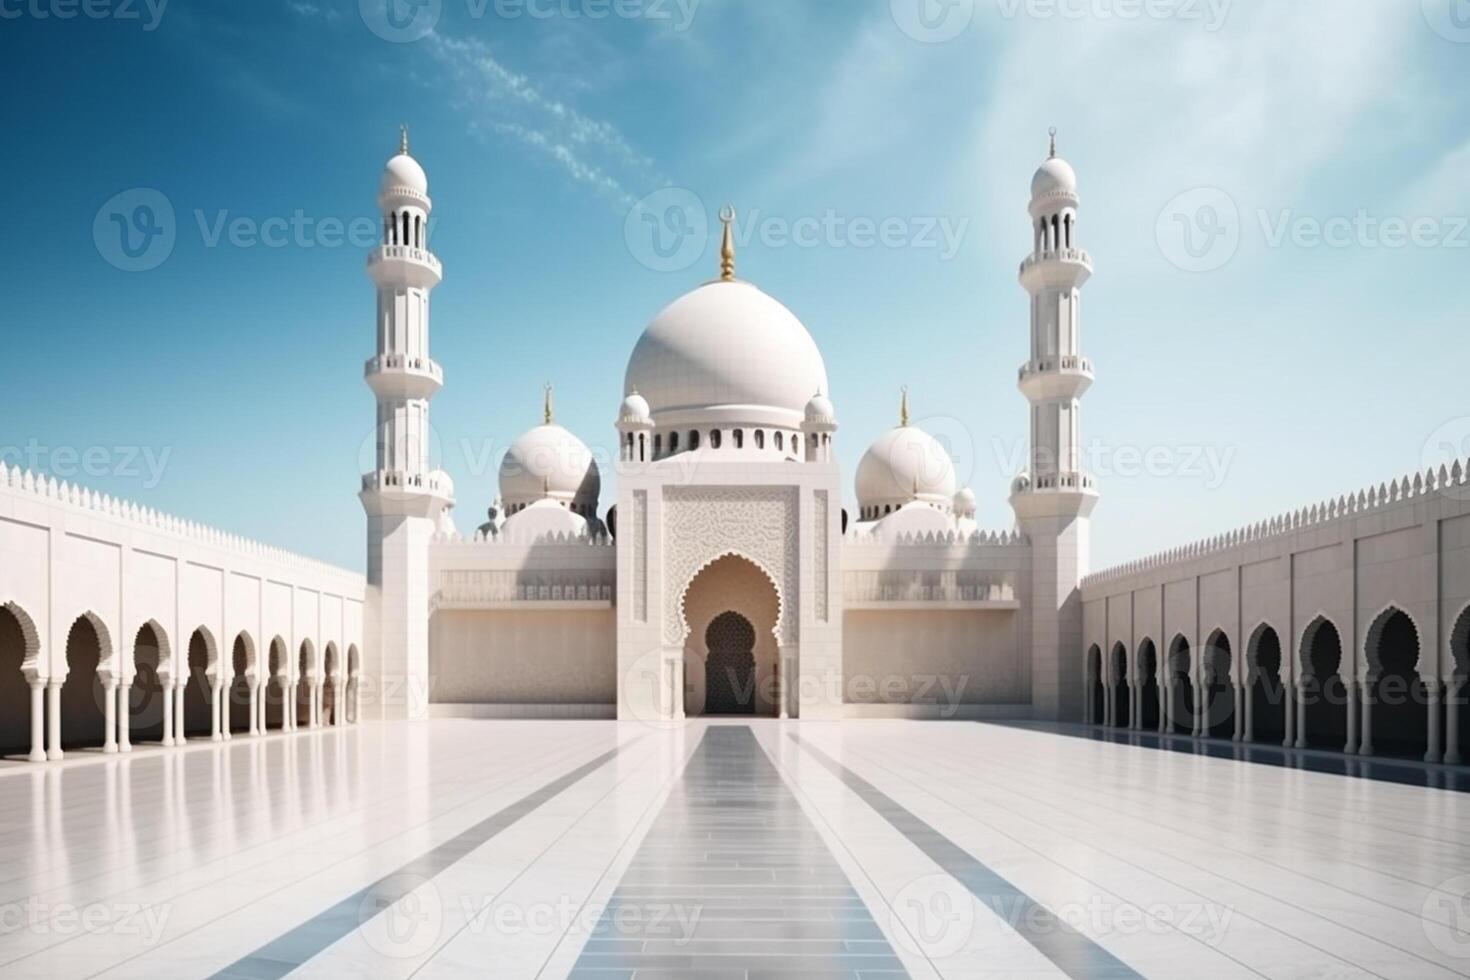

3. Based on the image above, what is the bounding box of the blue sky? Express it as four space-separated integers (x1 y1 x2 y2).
1 0 1468 573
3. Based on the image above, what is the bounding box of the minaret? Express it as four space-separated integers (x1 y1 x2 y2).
1010 129 1098 722
360 127 451 722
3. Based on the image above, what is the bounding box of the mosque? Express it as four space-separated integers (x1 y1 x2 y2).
369 127 1091 726
1 128 1465 765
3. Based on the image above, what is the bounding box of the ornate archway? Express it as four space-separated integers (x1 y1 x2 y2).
680 554 781 718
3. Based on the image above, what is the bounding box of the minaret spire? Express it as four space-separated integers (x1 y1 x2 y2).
1048 126 1057 159
544 383 555 425
399 124 410 156
719 206 736 282
899 386 910 428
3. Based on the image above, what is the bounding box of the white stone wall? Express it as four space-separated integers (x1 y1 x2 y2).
0 463 365 759
1081 462 1470 757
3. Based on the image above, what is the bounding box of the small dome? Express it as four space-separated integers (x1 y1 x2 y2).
382 153 428 196
1031 156 1077 199
954 487 977 517
501 498 590 540
856 425 957 514
499 424 600 511
625 280 829 430
1011 472 1032 495
619 391 651 425
804 392 836 426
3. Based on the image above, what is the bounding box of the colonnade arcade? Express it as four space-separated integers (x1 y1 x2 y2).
0 601 363 763
1085 604 1470 764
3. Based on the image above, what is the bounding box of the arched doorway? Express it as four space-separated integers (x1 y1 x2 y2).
230 634 254 734
1110 643 1129 728
704 614 757 716
1203 630 1233 739
1085 645 1102 725
1136 639 1160 731
346 645 361 724
266 637 288 730
1366 608 1426 760
1168 637 1193 735
297 640 315 727
0 603 37 757
1301 617 1347 751
1248 624 1285 745
1453 606 1470 763
131 622 170 744
184 628 217 739
62 614 110 750
680 555 781 718
323 643 340 725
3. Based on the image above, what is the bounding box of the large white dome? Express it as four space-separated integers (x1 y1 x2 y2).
624 281 829 429
856 425 958 515
499 424 600 511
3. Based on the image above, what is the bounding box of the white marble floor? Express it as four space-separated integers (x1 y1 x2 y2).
1 719 1469 979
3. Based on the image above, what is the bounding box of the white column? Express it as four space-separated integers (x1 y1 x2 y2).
118 682 132 753
1243 673 1256 743
46 680 63 761
210 682 222 742
248 681 260 736
353 676 362 724
1354 680 1370 756
174 681 186 744
1294 673 1308 748
103 679 118 754
28 680 46 763
162 677 175 746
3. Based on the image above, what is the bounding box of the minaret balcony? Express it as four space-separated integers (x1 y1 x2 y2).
366 354 444 400
1019 247 1093 291
1018 356 1094 400
360 469 455 518
367 245 443 289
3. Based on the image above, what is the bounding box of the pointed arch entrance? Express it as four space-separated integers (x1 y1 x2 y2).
680 555 781 718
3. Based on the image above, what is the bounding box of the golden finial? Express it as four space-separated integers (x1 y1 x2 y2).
719 205 736 282
543 383 555 425
1048 127 1057 159
400 124 410 155
899 386 911 427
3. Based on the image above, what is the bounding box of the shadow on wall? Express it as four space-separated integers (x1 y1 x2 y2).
0 607 30 756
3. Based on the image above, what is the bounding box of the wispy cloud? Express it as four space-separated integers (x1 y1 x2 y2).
425 32 658 208
287 1 341 23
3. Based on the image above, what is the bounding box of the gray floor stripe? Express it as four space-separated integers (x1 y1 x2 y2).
210 741 635 980
790 734 1144 980
569 726 911 979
